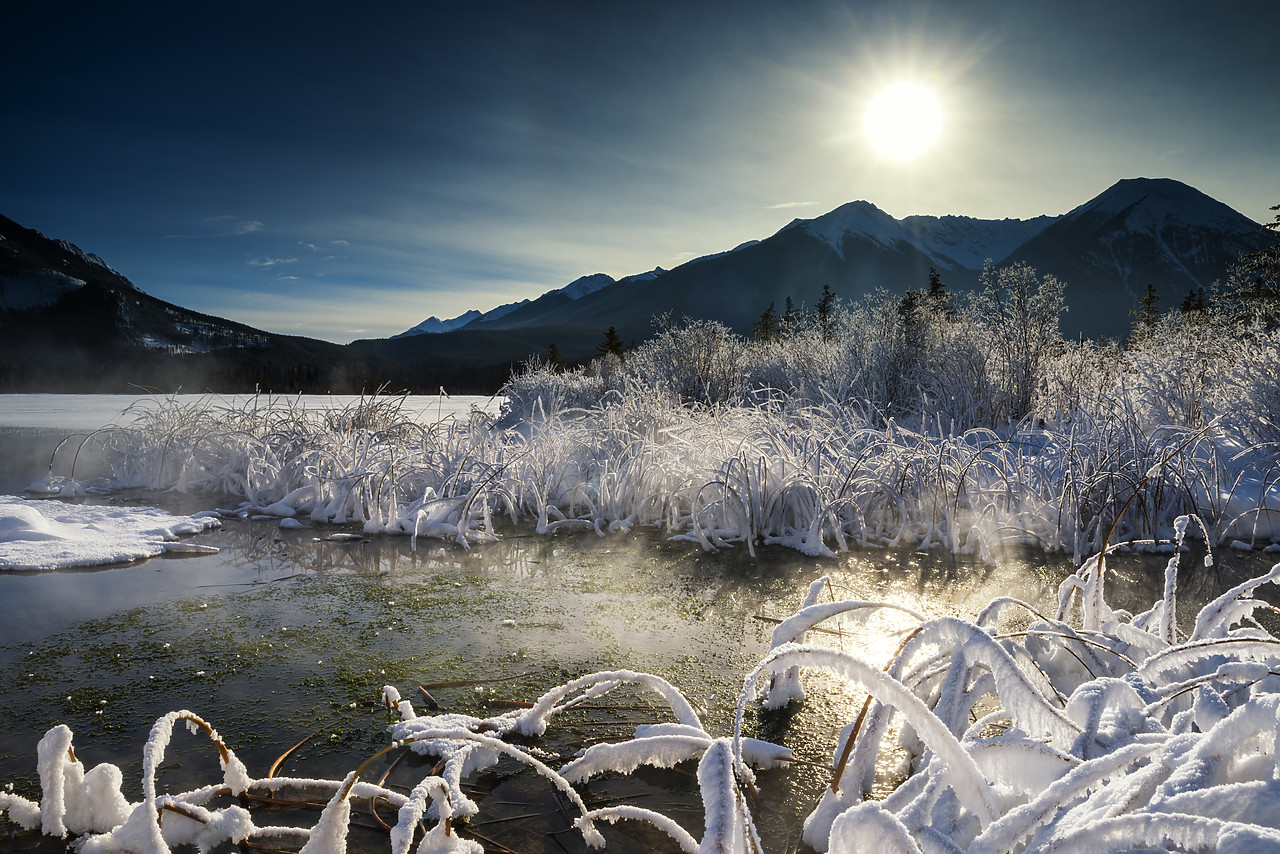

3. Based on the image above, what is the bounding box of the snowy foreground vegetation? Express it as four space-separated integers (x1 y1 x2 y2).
3 530 1280 852
5 261 1280 850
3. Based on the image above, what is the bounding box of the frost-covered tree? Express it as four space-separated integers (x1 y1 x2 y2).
1211 264 1280 332
967 262 1066 421
1241 203 1280 280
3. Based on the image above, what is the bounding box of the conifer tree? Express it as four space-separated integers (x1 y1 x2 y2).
926 267 956 319
596 325 627 360
753 302 779 342
546 342 566 371
1179 287 1207 313
781 296 800 337
814 284 836 340
1129 283 1162 343
897 290 924 325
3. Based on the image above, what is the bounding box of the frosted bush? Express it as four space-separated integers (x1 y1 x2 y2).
499 359 607 424
1034 337 1124 424
1210 327 1280 445
625 316 749 406
54 382 1280 558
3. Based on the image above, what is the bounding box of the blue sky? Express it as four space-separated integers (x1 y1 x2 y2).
3 0 1276 343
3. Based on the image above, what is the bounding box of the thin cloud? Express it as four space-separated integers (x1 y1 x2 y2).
330 239 350 246
248 257 297 267
766 201 819 210
298 241 320 251
165 217 264 238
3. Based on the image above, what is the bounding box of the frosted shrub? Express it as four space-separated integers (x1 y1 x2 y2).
1112 314 1232 432
498 359 606 424
738 310 867 409
1209 327 1280 445
1034 337 1124 424
625 317 749 405
968 262 1067 423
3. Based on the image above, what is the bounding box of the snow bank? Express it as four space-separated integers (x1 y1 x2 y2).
0 496 220 570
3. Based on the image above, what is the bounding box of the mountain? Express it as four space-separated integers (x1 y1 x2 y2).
1004 178 1273 325
898 214 1059 271
0 215 417 393
0 215 138 312
393 309 483 337
355 178 1273 369
394 271 618 337
5 177 1271 393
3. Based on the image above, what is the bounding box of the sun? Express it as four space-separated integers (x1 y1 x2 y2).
864 82 942 160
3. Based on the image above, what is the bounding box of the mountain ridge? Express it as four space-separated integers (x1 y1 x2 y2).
2 177 1273 393
385 177 1270 356
0 215 423 393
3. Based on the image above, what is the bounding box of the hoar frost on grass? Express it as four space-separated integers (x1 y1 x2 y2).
4 519 1280 852
37 389 1280 561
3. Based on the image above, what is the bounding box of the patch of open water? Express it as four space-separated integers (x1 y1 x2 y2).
1 507 1275 852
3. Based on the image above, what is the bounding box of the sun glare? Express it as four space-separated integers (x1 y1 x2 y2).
864 82 942 160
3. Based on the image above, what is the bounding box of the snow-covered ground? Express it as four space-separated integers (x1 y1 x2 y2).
0 496 220 570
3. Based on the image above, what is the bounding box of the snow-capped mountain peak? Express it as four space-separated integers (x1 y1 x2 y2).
1064 177 1249 235
782 200 1057 270
556 272 614 300
785 200 906 260
392 310 484 338
397 271 621 337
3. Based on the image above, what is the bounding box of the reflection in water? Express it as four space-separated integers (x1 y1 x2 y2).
0 512 1276 852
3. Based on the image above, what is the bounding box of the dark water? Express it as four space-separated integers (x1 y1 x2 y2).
0 433 1277 852
0 426 114 495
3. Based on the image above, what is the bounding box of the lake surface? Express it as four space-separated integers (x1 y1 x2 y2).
0 394 1275 853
